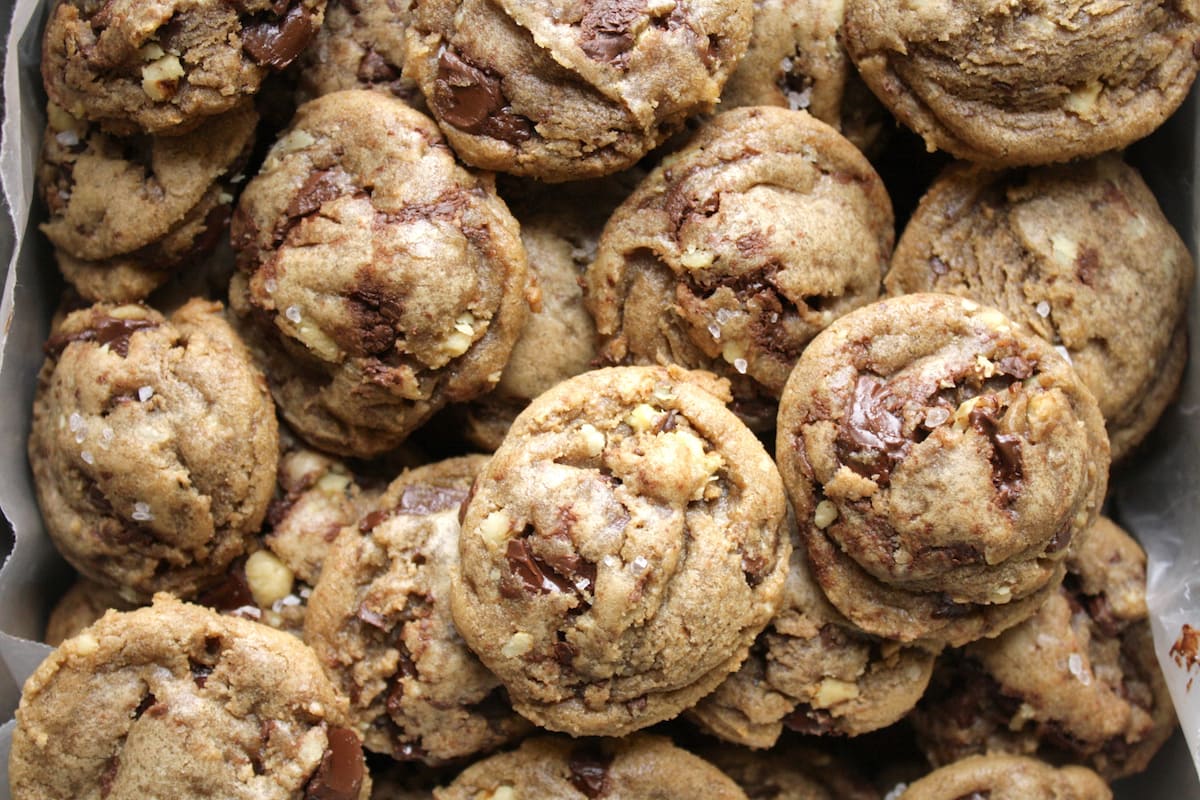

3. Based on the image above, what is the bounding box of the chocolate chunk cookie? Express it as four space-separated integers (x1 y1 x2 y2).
843 0 1200 165
885 156 1195 461
39 100 256 301
452 365 790 736
306 455 532 764
297 0 419 104
912 516 1175 781
896 754 1110 800
42 0 326 135
43 578 137 646
11 595 370 800
587 106 893 431
229 90 529 457
776 293 1109 646
403 0 753 181
690 534 937 746
698 742 879 800
28 300 279 602
719 0 886 154
433 735 750 800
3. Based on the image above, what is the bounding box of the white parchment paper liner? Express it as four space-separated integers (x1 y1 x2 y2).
0 0 1198 795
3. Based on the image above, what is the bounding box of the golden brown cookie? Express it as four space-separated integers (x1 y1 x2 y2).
776 294 1109 646
885 156 1194 461
296 0 421 105
229 90 529 457
896 754 1110 800
453 366 790 736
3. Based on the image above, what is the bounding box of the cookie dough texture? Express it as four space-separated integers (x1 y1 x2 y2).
885 156 1195 461
230 90 529 457
29 300 279 602
306 455 531 764
690 538 937 746
776 294 1109 646
897 754 1111 800
719 0 885 153
42 0 326 135
433 735 750 800
297 0 420 103
587 106 893 431
843 0 1200 165
403 0 753 181
912 516 1175 781
453 366 790 736
39 101 256 301
11 596 369 800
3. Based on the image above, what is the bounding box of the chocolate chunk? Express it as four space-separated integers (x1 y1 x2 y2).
931 593 974 619
1085 593 1123 638
357 49 400 83
198 561 256 611
837 375 910 485
132 693 156 719
432 48 532 143
243 4 316 70
568 744 615 798
781 705 838 735
1075 246 1099 286
44 316 158 358
100 754 120 798
358 508 393 532
580 0 644 65
968 403 1023 504
554 637 580 665
304 728 365 800
189 660 213 688
287 169 349 220
356 604 389 630
398 484 470 515
506 537 576 595
930 256 949 275
1045 524 1072 554
995 355 1034 379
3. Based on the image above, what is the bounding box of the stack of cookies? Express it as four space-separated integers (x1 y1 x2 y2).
11 0 1197 797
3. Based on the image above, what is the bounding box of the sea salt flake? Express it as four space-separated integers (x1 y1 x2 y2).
138 385 154 402
1055 345 1073 364
131 501 153 522
55 130 79 147
68 412 83 432
707 323 721 340
285 306 302 324
264 278 278 294
1036 300 1051 317
631 556 649 573
81 450 94 465
715 308 735 324
733 358 748 374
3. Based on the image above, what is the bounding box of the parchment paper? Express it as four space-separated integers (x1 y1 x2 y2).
0 0 1198 796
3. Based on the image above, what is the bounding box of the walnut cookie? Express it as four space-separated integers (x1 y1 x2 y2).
230 89 529 458
452 366 790 736
776 293 1109 647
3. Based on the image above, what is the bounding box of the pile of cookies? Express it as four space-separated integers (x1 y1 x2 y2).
11 0 1198 797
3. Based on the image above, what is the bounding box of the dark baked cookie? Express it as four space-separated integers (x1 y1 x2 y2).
42 0 326 135
452 365 790 736
28 300 279 602
230 90 529 457
11 595 370 800
885 156 1195 461
433 735 750 800
306 455 532 765
403 0 752 181
719 0 886 154
587 106 893 431
843 0 1200 165
896 754 1110 800
297 0 420 105
690 535 937 745
912 516 1175 781
776 293 1109 646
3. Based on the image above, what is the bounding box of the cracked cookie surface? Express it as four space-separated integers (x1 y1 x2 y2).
28 300 279 602
776 293 1109 646
230 90 528 457
452 365 790 736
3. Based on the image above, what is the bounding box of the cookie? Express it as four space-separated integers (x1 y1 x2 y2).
42 0 326 135
776 293 1109 646
11 595 369 800
690 535 937 746
587 106 893 431
28 300 279 602
885 156 1195 461
719 0 886 154
843 0 1200 166
297 0 420 105
698 742 879 800
43 578 136 646
306 455 532 764
452 365 790 736
433 735 749 800
896 754 1110 800
229 90 529 457
912 516 1175 781
403 0 752 181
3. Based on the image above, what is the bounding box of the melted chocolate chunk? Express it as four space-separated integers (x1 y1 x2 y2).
968 403 1023 505
568 744 615 798
931 593 975 619
243 4 316 70
995 355 1033 380
44 316 158 358
781 705 838 735
304 728 365 800
580 0 644 65
505 537 577 595
357 49 400 83
1075 246 1100 287
287 169 349 220
837 375 910 485
100 754 120 798
198 561 256 611
432 48 532 143
398 484 470 516
1045 524 1072 554
189 660 213 688
358 508 393 532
